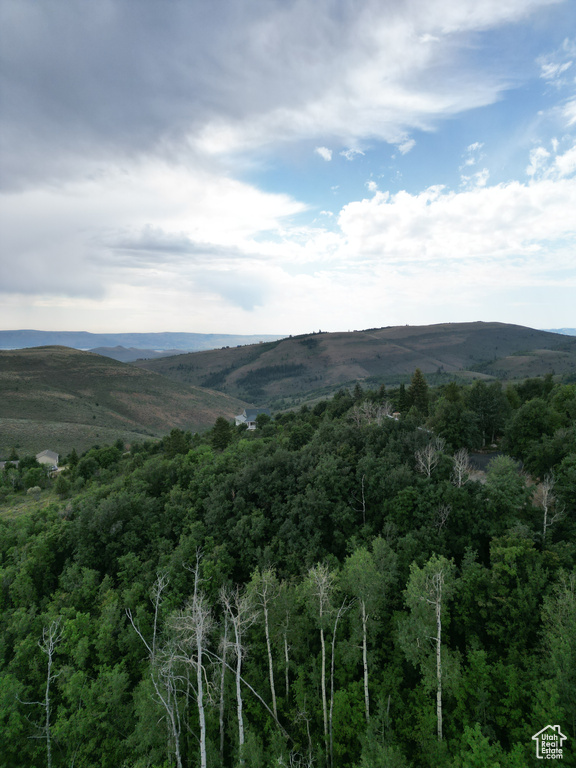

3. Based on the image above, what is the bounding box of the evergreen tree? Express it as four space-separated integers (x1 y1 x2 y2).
408 368 429 415
211 416 233 451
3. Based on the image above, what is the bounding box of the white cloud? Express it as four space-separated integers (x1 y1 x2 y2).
527 145 552 177
526 139 576 179
460 168 490 189
397 139 416 155
540 60 573 81
366 180 379 192
315 146 333 161
564 99 576 126
341 148 365 161
336 175 576 268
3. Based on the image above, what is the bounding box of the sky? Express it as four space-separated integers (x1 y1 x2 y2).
1 0 575 336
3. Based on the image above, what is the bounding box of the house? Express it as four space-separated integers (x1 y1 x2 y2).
234 408 271 430
532 725 567 759
36 450 59 470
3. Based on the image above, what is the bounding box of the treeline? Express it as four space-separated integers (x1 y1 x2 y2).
0 374 576 767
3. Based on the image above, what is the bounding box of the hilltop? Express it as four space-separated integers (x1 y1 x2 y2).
0 346 246 456
136 321 576 406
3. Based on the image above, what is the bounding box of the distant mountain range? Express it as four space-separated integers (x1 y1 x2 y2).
0 330 285 355
2 322 576 455
137 321 576 407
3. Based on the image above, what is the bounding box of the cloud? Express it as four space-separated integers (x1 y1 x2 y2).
538 37 575 85
526 139 576 179
1 0 564 190
0 162 306 302
315 146 333 161
341 148 365 161
366 180 379 192
397 139 416 155
462 142 485 167
460 168 490 189
336 174 576 268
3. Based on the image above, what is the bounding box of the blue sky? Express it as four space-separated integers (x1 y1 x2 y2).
1 0 575 335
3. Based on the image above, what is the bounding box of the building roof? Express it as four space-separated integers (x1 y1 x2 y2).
36 450 59 464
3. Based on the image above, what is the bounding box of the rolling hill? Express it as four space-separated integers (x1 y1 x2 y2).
136 321 576 406
0 330 284 352
0 346 246 457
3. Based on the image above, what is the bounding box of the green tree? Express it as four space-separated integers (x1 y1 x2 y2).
400 554 456 742
408 369 429 415
211 416 233 451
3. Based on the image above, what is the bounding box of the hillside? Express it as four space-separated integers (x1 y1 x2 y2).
0 329 284 352
136 321 575 405
0 346 246 456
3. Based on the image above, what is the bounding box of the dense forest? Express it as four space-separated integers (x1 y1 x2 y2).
1 372 575 767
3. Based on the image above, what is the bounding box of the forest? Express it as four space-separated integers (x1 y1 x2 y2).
1 372 575 767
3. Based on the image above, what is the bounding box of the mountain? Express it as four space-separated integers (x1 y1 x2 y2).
88 346 185 362
0 330 285 353
0 346 246 457
136 321 576 406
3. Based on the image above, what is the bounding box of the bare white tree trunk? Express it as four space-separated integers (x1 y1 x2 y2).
451 448 471 487
221 586 257 764
415 437 446 478
435 578 443 743
284 625 290 700
307 564 335 762
39 619 62 768
219 615 229 763
252 568 279 720
126 572 184 768
361 600 370 723
424 570 445 743
329 600 351 768
539 473 565 546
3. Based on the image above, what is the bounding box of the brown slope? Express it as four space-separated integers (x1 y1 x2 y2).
135 321 572 403
0 346 247 456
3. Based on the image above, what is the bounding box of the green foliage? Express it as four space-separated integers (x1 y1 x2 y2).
408 369 430 415
0 380 575 767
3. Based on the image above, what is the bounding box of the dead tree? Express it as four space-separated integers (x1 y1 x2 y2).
171 558 213 768
537 473 565 546
415 437 446 478
126 572 184 768
249 567 280 720
221 585 258 763
451 448 471 487
39 619 62 768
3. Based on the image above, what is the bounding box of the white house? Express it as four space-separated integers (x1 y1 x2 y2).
234 408 271 430
36 450 59 470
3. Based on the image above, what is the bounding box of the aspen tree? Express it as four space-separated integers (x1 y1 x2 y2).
537 472 565 546
127 572 183 768
451 447 471 487
304 563 335 761
248 567 280 719
39 619 62 768
221 585 258 763
401 555 456 742
342 540 396 724
171 558 213 768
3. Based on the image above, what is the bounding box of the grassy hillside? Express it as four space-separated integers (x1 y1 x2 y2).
0 346 246 456
136 321 573 406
